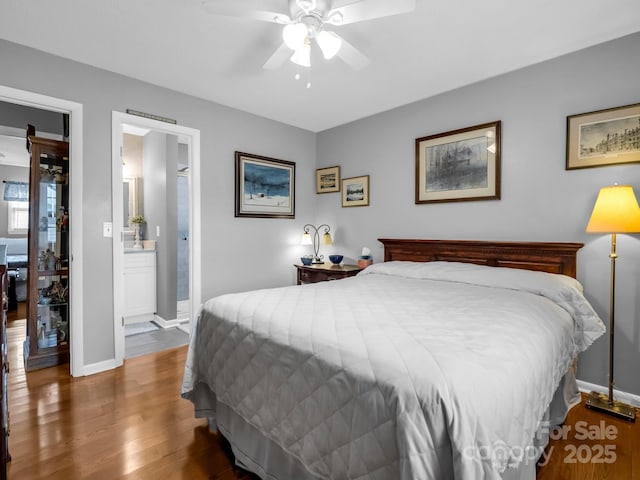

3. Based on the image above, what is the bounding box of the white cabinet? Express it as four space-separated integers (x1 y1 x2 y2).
124 251 156 323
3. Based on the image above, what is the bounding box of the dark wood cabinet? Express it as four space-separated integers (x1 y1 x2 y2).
24 137 70 371
1 245 9 479
295 264 363 285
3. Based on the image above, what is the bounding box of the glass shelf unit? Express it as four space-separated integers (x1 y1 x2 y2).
25 136 70 371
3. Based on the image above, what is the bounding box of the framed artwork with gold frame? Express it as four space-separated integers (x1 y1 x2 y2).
341 175 369 207
316 165 340 193
566 102 640 170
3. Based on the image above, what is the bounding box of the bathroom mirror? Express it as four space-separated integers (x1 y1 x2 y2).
123 176 139 229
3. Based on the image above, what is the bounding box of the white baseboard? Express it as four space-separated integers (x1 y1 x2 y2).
83 358 121 376
153 314 181 329
577 380 640 407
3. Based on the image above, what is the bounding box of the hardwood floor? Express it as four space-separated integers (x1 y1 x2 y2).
536 396 640 479
6 318 257 480
4 315 639 479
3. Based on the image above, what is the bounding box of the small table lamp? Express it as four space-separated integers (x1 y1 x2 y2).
585 184 640 421
301 223 333 264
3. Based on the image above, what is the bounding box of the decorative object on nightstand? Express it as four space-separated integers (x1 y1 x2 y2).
585 184 640 422
358 246 373 268
301 223 333 264
295 263 363 285
328 254 343 265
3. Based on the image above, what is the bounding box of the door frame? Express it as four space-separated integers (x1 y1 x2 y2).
0 84 84 376
111 111 201 365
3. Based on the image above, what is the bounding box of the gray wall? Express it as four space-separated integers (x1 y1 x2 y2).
0 100 64 135
143 131 178 321
0 164 29 237
0 39 316 367
316 32 640 395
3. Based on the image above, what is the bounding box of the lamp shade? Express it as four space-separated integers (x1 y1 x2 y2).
290 41 311 67
316 30 342 60
283 23 308 50
322 232 333 245
586 185 640 233
301 232 312 245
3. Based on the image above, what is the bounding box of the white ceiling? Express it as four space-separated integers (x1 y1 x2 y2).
1 0 639 132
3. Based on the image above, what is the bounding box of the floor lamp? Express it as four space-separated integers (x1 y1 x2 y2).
585 184 640 422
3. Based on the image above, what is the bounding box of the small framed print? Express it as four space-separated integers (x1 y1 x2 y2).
566 102 640 170
341 175 369 207
235 151 295 218
415 121 501 204
316 166 340 193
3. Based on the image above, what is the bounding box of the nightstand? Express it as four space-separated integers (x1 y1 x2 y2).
295 264 363 285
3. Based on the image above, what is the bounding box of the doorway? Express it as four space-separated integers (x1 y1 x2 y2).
111 111 201 365
0 85 84 376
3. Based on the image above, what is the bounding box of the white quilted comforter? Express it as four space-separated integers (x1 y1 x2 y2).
182 261 605 479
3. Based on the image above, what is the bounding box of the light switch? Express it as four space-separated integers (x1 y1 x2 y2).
156 225 160 237
103 221 113 237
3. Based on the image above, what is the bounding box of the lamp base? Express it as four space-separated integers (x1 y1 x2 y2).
585 391 636 422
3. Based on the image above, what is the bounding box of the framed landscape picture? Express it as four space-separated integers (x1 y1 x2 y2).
415 121 501 204
316 165 340 193
341 175 369 207
235 151 295 218
566 102 640 170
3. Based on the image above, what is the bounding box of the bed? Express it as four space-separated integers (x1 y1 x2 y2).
182 239 605 480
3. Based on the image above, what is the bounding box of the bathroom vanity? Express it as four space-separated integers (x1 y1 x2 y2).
123 249 157 324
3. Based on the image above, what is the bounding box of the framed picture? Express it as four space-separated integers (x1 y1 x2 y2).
341 175 369 207
316 165 340 193
235 151 295 218
566 102 640 170
415 121 501 204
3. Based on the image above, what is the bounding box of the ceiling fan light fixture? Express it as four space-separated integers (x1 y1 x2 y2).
316 30 342 59
290 42 311 67
296 0 317 14
283 22 308 50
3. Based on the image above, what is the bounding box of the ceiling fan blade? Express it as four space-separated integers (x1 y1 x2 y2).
335 35 370 70
263 43 293 70
201 0 290 23
327 0 415 25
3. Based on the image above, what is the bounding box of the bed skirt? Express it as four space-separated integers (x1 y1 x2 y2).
196 364 580 480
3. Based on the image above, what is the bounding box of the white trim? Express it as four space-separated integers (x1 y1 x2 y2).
153 314 182 329
83 358 120 376
0 85 84 377
112 111 201 367
577 380 640 407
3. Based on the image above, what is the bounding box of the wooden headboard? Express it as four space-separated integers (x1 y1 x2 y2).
378 239 583 278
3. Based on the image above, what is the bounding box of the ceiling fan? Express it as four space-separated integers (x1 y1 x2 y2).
202 0 416 72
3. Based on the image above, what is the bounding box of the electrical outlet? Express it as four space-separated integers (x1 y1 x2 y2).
103 221 113 237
